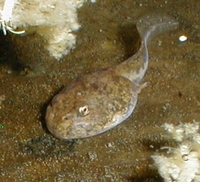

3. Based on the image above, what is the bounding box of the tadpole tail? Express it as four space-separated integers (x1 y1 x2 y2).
133 13 179 83
137 13 179 45
115 13 178 84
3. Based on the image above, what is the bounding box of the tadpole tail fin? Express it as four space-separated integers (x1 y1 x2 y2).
137 13 179 46
134 13 179 83
115 13 178 84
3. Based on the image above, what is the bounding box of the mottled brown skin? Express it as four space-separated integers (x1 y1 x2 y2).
46 14 178 139
46 69 142 139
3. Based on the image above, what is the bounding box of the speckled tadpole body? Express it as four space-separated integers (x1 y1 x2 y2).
46 14 178 140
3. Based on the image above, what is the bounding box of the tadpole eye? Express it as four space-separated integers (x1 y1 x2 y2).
78 105 89 116
62 116 69 121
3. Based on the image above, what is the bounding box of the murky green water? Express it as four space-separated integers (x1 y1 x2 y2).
0 0 199 181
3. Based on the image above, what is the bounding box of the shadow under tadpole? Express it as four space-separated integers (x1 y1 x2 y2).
39 85 64 133
20 134 77 158
16 85 78 158
39 85 77 141
21 86 77 157
117 23 141 60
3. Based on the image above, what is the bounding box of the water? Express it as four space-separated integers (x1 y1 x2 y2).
0 0 199 181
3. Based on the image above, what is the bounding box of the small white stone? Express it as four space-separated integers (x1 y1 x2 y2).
179 35 187 42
